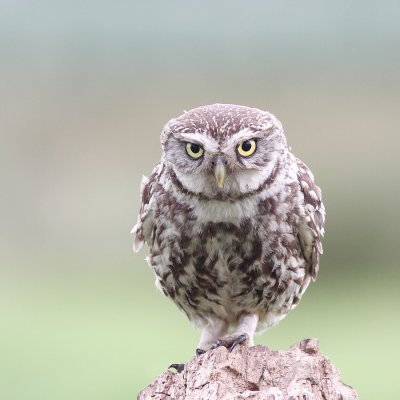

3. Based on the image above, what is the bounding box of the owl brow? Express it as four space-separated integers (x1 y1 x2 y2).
173 132 219 152
221 129 266 152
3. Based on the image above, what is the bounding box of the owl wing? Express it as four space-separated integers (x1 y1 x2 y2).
131 165 159 252
296 158 325 281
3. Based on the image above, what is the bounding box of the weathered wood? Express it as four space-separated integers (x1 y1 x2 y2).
138 339 359 400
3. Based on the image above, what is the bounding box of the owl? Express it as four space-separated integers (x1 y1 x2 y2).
132 104 325 355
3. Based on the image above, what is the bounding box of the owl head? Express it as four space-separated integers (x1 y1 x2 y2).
161 104 289 200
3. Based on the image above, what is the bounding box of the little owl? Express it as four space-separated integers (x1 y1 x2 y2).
132 104 325 355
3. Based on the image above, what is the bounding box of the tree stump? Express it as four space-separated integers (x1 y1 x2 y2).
138 338 359 400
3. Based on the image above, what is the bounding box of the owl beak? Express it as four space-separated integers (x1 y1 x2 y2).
213 157 227 189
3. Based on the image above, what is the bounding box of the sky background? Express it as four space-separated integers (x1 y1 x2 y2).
1 1 399 399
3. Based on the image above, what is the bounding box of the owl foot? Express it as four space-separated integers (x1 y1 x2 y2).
211 333 249 352
196 348 206 356
169 363 185 373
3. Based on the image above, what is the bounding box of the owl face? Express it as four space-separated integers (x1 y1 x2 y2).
161 104 288 199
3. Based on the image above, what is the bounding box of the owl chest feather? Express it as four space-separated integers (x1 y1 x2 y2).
156 220 263 318
151 197 261 279
149 188 307 324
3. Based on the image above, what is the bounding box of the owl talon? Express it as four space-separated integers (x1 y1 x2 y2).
229 333 248 351
196 348 206 356
214 333 249 352
169 363 185 373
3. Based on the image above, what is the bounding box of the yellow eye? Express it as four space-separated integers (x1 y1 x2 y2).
237 139 257 157
186 142 204 159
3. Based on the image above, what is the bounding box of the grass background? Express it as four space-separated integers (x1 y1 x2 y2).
1 1 400 399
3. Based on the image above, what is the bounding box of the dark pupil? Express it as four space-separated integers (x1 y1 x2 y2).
242 141 252 152
190 143 200 154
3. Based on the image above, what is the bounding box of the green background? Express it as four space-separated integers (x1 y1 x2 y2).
1 1 399 399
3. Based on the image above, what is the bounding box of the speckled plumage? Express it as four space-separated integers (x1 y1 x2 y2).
132 104 325 351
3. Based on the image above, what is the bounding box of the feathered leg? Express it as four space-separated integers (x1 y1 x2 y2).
196 318 228 354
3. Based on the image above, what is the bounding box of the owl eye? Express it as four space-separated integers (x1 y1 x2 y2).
186 142 204 159
237 139 257 157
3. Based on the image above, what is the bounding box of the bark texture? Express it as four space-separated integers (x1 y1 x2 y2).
138 339 359 400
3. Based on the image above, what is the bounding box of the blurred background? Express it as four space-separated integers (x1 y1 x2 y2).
1 1 399 399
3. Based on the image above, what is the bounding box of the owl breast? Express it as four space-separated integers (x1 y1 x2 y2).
148 186 309 329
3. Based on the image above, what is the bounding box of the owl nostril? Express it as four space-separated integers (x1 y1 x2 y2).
212 155 228 167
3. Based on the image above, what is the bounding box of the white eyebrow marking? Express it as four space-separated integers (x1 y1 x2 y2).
221 128 266 152
173 132 220 152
